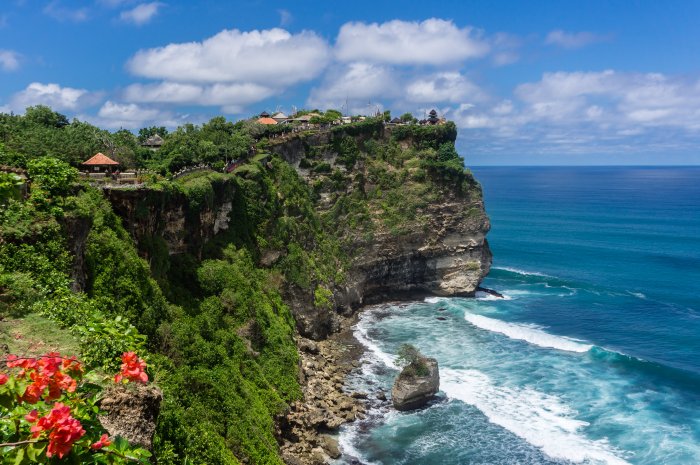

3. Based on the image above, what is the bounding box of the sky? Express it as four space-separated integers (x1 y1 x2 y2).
2 1 700 165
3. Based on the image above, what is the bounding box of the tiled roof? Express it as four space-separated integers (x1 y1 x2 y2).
82 153 119 165
257 117 278 125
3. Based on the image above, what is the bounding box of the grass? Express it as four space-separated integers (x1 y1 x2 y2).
0 312 80 357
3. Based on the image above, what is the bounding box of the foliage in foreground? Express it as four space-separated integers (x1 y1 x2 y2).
0 351 151 464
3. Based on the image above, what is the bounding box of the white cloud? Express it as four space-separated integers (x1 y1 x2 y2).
43 1 88 22
405 72 484 103
120 2 163 25
335 19 489 65
98 100 160 121
127 28 331 86
7 82 101 112
307 62 396 112
0 50 20 71
88 101 177 129
124 81 276 108
450 70 700 155
545 30 607 49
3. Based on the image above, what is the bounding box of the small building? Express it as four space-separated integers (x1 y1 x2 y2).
389 117 402 125
142 134 164 150
257 117 278 125
271 112 288 123
82 153 120 173
259 111 271 118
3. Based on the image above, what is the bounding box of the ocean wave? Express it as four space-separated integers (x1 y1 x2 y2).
441 368 631 465
492 266 553 277
424 296 448 304
475 290 513 301
463 312 592 353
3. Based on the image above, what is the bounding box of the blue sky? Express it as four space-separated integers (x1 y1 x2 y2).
2 0 700 165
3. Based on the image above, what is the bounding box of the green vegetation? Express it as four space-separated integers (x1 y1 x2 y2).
395 343 430 378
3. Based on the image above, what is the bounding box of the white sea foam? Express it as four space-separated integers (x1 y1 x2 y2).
475 290 513 301
463 312 592 353
424 296 447 304
493 266 552 277
441 368 631 465
354 313 397 368
628 291 647 300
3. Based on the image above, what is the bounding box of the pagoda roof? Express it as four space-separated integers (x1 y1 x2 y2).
82 153 119 165
257 117 278 125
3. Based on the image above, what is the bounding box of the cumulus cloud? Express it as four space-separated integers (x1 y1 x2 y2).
127 28 331 86
307 62 397 111
545 30 608 49
123 81 276 108
120 2 163 25
448 70 700 155
0 50 20 71
6 82 102 112
405 72 485 103
335 19 489 65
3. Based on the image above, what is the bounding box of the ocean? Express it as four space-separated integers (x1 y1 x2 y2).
337 166 700 465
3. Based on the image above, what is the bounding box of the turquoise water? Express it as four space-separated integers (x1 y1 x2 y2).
337 167 700 465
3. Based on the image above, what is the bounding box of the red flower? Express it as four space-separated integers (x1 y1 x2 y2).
0 373 7 385
91 433 111 450
30 403 85 459
115 352 148 384
24 409 38 423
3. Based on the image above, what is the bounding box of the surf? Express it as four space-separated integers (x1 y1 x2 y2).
462 311 593 353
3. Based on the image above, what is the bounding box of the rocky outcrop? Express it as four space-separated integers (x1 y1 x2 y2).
391 357 440 411
99 383 163 450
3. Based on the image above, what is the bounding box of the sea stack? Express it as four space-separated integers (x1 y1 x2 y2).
391 357 440 411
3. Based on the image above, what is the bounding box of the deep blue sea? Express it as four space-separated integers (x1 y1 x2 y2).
337 167 700 465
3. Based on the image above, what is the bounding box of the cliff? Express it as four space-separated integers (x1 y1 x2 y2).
101 121 491 340
268 121 491 333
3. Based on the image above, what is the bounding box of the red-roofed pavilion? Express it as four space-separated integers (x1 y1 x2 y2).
82 153 120 173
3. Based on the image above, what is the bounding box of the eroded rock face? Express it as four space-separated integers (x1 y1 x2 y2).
391 358 440 411
99 384 163 450
104 179 236 260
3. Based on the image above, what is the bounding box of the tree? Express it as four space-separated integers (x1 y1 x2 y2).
138 126 168 143
400 112 416 123
26 157 78 197
24 106 69 129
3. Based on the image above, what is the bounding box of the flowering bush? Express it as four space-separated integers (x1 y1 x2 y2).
0 352 152 463
114 352 148 384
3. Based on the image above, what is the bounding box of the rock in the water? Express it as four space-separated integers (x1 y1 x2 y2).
99 383 162 450
391 358 439 411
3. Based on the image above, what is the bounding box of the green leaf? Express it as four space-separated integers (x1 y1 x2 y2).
13 447 24 465
25 442 46 462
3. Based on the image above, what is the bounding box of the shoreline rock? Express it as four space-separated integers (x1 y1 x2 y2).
391 357 440 411
279 315 366 465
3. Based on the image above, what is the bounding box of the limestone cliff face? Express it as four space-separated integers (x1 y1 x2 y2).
340 187 491 306
269 123 492 321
